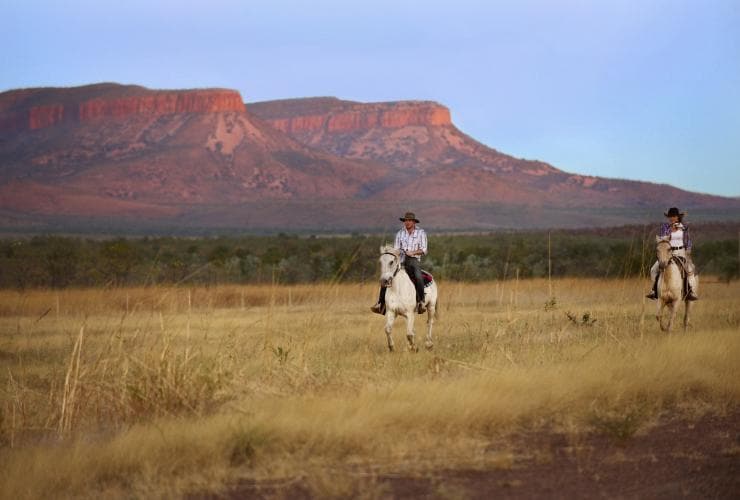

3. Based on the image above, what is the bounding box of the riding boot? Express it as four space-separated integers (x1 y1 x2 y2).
646 275 658 300
414 284 426 313
370 288 386 314
686 280 699 301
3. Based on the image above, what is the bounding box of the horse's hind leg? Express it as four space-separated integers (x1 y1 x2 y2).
657 301 667 331
683 301 691 331
424 303 435 350
384 313 396 352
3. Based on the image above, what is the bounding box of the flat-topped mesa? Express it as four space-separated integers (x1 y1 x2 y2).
249 97 451 135
0 83 246 132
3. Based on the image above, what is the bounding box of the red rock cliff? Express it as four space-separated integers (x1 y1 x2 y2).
0 83 246 132
249 97 451 134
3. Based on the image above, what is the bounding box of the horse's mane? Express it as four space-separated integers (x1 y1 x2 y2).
380 244 399 255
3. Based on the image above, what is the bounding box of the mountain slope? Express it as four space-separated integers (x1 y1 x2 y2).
0 85 390 224
0 84 737 233
248 97 736 209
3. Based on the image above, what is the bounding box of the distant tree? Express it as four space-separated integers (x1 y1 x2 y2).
41 237 79 288
100 239 140 286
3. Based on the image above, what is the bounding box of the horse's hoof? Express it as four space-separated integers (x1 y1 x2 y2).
388 345 395 352
425 342 434 351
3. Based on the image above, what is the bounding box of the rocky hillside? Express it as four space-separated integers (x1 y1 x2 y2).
249 97 737 209
0 83 246 133
0 84 737 233
0 84 390 228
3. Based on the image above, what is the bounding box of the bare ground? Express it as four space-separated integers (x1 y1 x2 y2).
206 411 739 499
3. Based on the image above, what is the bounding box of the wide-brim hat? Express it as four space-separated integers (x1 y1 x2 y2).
664 207 686 217
399 211 420 223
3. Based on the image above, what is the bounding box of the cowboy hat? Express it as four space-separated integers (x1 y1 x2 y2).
664 207 686 217
399 211 420 223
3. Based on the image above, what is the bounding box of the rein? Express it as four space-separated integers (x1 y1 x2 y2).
381 252 402 280
671 256 688 278
657 241 687 277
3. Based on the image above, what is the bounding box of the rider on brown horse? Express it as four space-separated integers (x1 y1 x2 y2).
646 207 698 301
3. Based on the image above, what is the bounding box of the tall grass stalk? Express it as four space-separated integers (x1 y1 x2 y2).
58 325 84 436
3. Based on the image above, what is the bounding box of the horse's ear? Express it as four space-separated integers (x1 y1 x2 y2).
656 235 668 243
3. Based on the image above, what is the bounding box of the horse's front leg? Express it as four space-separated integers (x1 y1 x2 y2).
384 312 396 352
656 300 666 331
405 313 418 352
666 302 677 332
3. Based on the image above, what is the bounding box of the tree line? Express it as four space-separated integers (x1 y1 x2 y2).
0 226 737 289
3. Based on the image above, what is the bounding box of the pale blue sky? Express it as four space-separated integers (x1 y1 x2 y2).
2 0 739 197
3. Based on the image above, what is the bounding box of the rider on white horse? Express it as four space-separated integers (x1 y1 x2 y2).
646 207 698 301
371 211 429 315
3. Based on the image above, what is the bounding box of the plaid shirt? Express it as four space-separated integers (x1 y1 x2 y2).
659 222 692 251
394 227 428 262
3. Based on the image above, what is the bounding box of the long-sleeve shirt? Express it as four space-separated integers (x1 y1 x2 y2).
394 227 428 262
658 222 692 251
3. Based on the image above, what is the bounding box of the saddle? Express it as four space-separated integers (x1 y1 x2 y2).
420 270 434 288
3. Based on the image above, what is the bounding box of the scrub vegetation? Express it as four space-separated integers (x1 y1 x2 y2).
1 222 738 289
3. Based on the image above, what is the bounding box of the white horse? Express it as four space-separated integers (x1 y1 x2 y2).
655 236 692 331
377 245 438 352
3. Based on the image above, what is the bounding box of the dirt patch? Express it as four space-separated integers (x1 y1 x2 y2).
203 411 740 499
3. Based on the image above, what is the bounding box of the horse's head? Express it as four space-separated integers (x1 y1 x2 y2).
656 236 672 270
378 245 401 287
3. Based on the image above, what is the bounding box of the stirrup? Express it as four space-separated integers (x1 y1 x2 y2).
686 291 699 301
645 291 657 300
416 301 426 314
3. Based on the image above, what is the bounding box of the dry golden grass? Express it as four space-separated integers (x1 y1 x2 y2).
1 278 739 498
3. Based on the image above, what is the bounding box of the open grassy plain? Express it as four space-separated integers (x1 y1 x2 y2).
1 278 738 498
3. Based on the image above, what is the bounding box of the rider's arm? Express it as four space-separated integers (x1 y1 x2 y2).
419 229 428 256
684 226 692 254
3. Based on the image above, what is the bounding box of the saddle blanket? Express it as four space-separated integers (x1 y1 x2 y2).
421 270 434 287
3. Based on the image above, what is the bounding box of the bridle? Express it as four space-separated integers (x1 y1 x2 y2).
656 239 675 271
380 251 402 285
